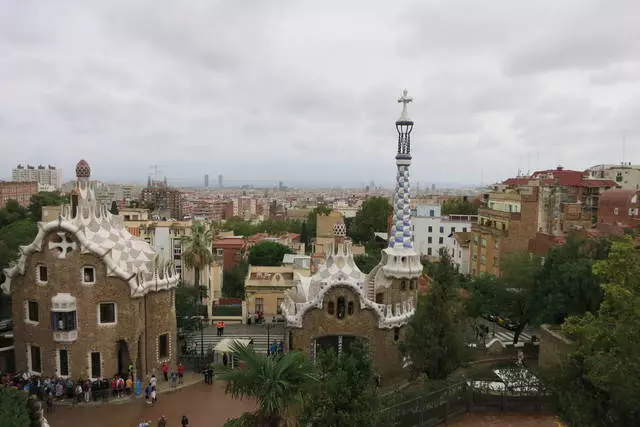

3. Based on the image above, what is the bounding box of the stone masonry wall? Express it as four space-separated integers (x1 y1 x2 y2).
290 286 407 380
11 231 173 379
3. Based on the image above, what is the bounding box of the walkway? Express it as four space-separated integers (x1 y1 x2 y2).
45 381 256 427
446 413 562 426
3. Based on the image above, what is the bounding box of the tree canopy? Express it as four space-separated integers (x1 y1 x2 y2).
247 241 294 266
222 217 303 238
223 261 249 298
300 339 381 426
464 234 611 343
348 197 392 245
549 237 640 427
27 191 68 221
400 250 468 379
441 197 478 216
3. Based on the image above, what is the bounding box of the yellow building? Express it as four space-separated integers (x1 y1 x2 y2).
245 255 311 317
313 211 344 259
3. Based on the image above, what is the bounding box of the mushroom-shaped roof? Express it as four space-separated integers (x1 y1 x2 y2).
75 159 91 178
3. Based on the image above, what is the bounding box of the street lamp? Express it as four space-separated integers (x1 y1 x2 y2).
265 321 274 355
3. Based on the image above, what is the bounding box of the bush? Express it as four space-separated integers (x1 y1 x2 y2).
0 386 31 427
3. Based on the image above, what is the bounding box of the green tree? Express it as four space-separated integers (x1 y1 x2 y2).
300 339 381 426
0 387 46 427
441 197 478 215
27 191 68 221
0 200 28 228
349 197 392 245
536 234 609 324
175 283 203 332
218 342 317 427
109 201 119 215
181 222 214 288
223 261 249 298
400 250 467 379
466 252 545 344
353 253 380 274
248 241 294 266
549 237 640 427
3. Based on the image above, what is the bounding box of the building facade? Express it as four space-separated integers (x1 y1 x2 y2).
411 203 475 259
140 184 183 220
587 163 640 191
281 91 422 381
451 232 471 274
0 181 38 208
597 189 639 228
470 186 540 276
1 160 179 379
12 164 62 189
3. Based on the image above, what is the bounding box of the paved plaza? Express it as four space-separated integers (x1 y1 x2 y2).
46 381 256 427
447 413 562 427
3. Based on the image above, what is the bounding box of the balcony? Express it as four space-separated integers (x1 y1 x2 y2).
53 330 78 343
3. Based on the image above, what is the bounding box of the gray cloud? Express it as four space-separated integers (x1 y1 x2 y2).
0 0 639 187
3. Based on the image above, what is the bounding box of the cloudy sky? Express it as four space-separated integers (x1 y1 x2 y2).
1 0 639 187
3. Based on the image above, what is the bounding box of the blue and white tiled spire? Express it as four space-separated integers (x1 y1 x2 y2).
389 89 414 250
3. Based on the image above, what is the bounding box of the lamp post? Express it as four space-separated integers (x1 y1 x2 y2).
265 321 274 356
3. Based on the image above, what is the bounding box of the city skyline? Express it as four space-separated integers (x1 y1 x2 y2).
0 1 639 185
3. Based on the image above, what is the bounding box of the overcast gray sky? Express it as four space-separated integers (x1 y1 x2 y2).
1 0 639 187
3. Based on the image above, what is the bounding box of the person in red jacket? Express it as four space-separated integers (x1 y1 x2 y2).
177 363 185 384
162 362 169 381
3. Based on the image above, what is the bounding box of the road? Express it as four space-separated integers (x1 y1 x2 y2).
46 381 256 427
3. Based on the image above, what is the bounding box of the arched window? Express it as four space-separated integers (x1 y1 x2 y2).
327 301 335 315
394 327 400 341
347 301 354 316
401 280 407 291
337 297 346 320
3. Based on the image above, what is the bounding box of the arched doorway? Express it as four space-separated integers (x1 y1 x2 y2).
117 340 131 376
136 334 144 380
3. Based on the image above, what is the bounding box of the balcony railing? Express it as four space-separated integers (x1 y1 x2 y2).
53 330 78 343
478 208 521 221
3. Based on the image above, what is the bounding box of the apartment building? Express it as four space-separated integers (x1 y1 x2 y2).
12 164 62 189
0 181 38 207
411 204 475 259
470 186 540 276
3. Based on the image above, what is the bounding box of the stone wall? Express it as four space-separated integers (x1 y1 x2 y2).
290 286 407 381
11 230 174 379
538 324 575 369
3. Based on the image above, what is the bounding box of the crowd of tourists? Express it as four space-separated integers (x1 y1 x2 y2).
0 361 187 410
0 370 140 410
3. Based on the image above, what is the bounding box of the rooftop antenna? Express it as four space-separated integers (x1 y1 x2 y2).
622 130 627 165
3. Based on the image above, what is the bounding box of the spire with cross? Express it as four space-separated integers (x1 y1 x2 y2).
397 89 413 122
389 89 416 250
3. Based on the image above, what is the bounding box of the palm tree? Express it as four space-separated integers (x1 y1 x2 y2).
217 342 317 427
181 222 214 289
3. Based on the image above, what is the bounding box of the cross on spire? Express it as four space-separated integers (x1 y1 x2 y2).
397 89 413 121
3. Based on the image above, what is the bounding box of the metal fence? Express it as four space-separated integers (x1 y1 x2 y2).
379 380 551 427
178 354 214 373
